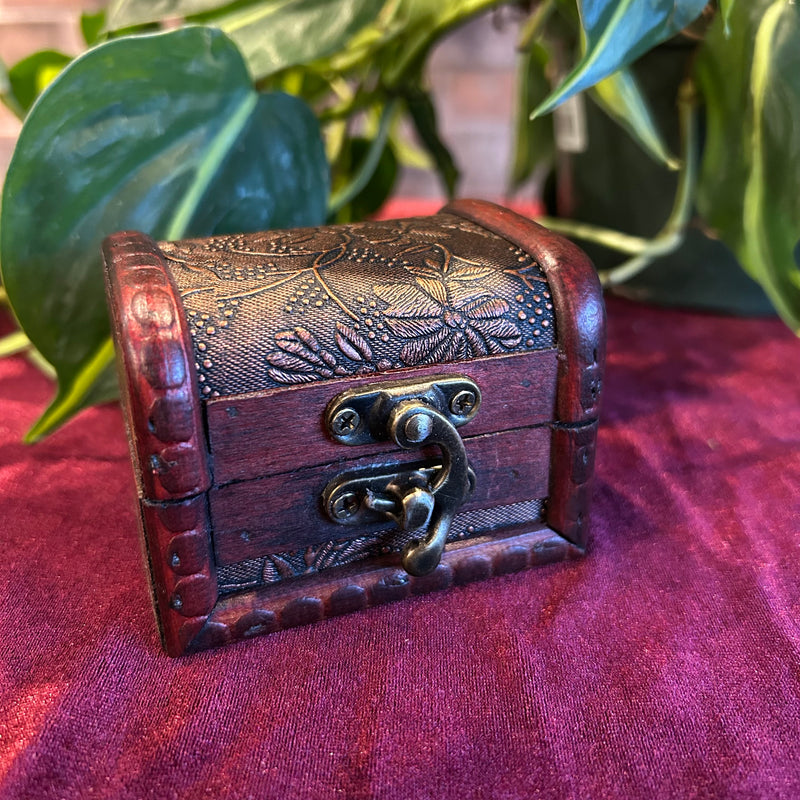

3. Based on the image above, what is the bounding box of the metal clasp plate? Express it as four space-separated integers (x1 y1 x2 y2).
323 375 480 576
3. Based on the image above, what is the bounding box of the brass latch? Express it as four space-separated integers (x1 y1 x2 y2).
322 375 480 577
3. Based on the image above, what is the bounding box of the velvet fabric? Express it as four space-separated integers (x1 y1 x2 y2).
1 295 799 799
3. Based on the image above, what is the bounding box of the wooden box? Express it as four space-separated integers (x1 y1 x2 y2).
102 199 605 656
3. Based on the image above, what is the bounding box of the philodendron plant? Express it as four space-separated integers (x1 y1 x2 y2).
0 0 797 441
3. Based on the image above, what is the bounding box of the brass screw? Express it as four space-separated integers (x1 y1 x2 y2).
450 389 477 417
330 407 361 437
331 491 360 520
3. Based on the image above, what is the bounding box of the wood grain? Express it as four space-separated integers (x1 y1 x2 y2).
548 421 598 549
205 348 557 485
210 424 551 564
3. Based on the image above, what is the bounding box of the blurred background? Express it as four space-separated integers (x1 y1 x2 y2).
0 1 532 202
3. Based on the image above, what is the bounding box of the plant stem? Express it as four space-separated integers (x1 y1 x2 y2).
0 329 30 357
534 216 650 254
599 78 698 287
531 80 698 284
26 348 57 379
518 0 555 51
327 98 397 215
385 0 501 86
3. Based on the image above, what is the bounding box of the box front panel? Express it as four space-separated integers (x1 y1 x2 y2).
204 349 557 483
210 424 552 559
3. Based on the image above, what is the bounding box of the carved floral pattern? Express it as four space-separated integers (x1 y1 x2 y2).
375 244 522 365
262 538 376 583
216 498 547 594
160 215 556 396
265 323 392 384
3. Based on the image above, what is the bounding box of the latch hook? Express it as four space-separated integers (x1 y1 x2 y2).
323 375 480 577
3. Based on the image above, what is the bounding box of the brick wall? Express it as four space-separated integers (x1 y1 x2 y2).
0 3 528 200
397 7 527 200
0 0 103 172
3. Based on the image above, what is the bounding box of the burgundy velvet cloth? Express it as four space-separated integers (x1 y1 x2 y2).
2 296 799 799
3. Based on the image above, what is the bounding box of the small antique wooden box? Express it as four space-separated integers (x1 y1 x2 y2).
103 199 604 656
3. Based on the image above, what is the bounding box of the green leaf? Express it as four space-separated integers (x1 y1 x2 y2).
328 100 397 217
696 0 800 331
378 0 499 87
390 130 432 170
80 10 107 46
590 67 678 169
324 0 498 86
219 0 384 80
24 339 119 443
0 329 31 357
107 0 385 81
742 2 800 330
719 0 735 35
405 88 459 198
511 43 555 189
332 137 399 223
2 50 72 119
695 3 757 258
532 0 708 118
106 0 228 27
0 27 329 440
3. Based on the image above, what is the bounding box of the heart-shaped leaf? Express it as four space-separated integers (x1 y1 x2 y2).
0 26 329 440
107 0 384 81
532 0 708 118
696 0 800 331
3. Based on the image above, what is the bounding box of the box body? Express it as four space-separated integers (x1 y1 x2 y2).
103 200 605 655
